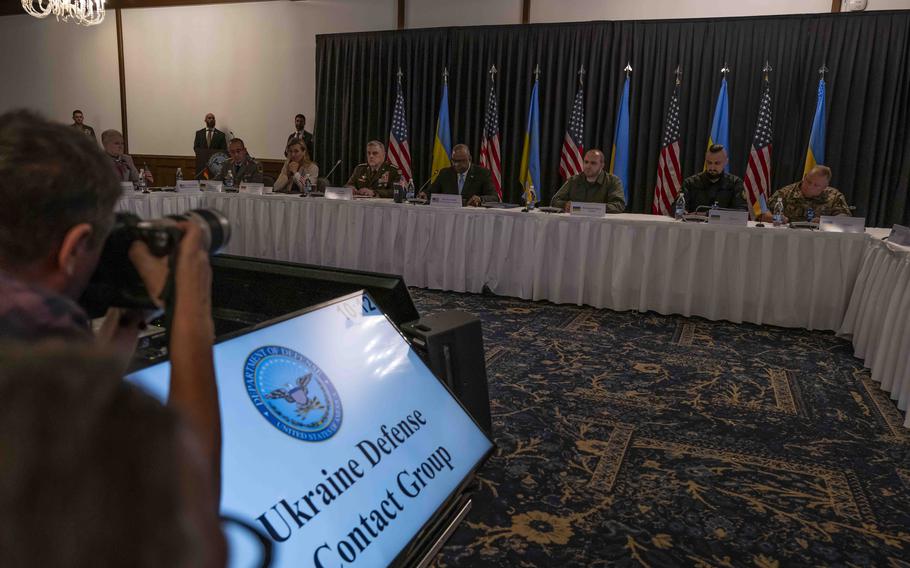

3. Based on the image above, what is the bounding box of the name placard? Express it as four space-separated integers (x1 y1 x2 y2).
889 224 910 247
819 215 866 234
429 193 462 208
120 181 135 191
325 187 354 200
176 180 200 192
239 182 265 195
708 209 749 226
201 181 223 193
569 201 606 217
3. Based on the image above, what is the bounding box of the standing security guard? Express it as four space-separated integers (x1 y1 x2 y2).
345 140 401 198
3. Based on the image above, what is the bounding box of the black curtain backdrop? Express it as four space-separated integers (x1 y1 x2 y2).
315 11 910 227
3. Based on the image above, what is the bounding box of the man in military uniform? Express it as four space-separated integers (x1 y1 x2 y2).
681 144 747 212
345 140 400 198
216 138 263 185
70 110 96 144
425 144 498 207
550 149 625 213
759 165 850 223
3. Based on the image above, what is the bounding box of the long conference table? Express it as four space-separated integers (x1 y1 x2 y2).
118 191 910 426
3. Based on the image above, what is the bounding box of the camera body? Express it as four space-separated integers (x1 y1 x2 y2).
80 209 230 318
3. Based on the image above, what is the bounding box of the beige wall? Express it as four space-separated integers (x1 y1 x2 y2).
122 0 395 158
407 0 522 28
1 0 907 158
0 13 121 138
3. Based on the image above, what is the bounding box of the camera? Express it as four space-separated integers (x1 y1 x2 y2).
80 209 231 317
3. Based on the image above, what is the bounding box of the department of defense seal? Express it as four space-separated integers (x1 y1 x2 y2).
244 346 342 441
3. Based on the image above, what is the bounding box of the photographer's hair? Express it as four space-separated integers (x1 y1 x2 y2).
0 110 119 268
0 343 203 567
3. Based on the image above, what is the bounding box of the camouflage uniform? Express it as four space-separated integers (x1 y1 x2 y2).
550 170 626 212
217 157 263 185
767 182 851 222
345 162 401 198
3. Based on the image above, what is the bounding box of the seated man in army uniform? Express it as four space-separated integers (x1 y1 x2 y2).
759 165 850 223
550 149 625 213
681 144 747 213
345 140 401 198
216 138 263 185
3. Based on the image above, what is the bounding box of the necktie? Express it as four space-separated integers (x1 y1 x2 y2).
206 129 213 148
458 172 466 194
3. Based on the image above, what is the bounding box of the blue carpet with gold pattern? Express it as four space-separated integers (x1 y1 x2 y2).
408 289 910 567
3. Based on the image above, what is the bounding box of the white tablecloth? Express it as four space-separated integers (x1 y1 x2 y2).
118 192 910 424
117 192 873 331
839 239 910 427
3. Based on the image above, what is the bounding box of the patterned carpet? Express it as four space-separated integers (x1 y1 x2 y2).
407 289 910 568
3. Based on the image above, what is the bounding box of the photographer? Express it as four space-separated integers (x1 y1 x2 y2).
0 110 221 514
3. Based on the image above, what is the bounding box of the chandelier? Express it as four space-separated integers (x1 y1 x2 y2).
21 0 105 26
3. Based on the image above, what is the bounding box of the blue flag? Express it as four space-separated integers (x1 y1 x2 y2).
610 75 631 203
519 77 541 204
707 77 730 172
804 77 826 175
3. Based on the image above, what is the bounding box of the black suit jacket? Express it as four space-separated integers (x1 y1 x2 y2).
194 128 227 151
428 165 498 203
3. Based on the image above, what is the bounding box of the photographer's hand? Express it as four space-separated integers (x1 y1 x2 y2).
166 222 221 502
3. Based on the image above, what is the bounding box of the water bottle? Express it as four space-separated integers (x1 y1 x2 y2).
303 173 312 196
675 193 686 220
224 168 234 190
772 197 784 227
526 182 536 211
806 207 815 223
175 167 183 185
406 179 415 201
136 168 147 192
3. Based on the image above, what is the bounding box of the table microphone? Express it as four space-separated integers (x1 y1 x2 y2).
323 159 342 181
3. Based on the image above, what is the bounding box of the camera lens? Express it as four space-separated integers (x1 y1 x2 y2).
172 208 231 254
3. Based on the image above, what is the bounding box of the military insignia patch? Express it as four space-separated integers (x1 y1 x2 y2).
244 346 342 441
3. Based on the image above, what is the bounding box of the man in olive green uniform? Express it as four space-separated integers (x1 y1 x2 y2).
681 144 747 212
345 140 401 198
550 149 625 213
759 165 850 223
216 138 263 186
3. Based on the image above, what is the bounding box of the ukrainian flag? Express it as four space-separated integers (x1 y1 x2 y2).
804 77 826 175
706 77 730 172
518 76 541 205
610 75 631 204
431 79 452 182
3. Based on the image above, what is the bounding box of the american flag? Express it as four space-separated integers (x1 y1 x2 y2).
559 85 585 179
651 85 683 215
744 80 773 218
388 79 412 183
479 72 503 199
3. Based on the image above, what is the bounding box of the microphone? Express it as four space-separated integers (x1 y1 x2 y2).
323 159 342 182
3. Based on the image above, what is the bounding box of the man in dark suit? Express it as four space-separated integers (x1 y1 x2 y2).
286 114 314 159
426 144 498 207
193 113 227 151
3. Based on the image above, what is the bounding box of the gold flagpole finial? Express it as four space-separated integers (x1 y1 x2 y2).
818 64 829 78
443 67 448 83
578 64 586 86
624 62 632 77
489 64 498 79
534 63 540 81
762 61 772 82
674 65 682 86
397 67 403 84
721 63 730 77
